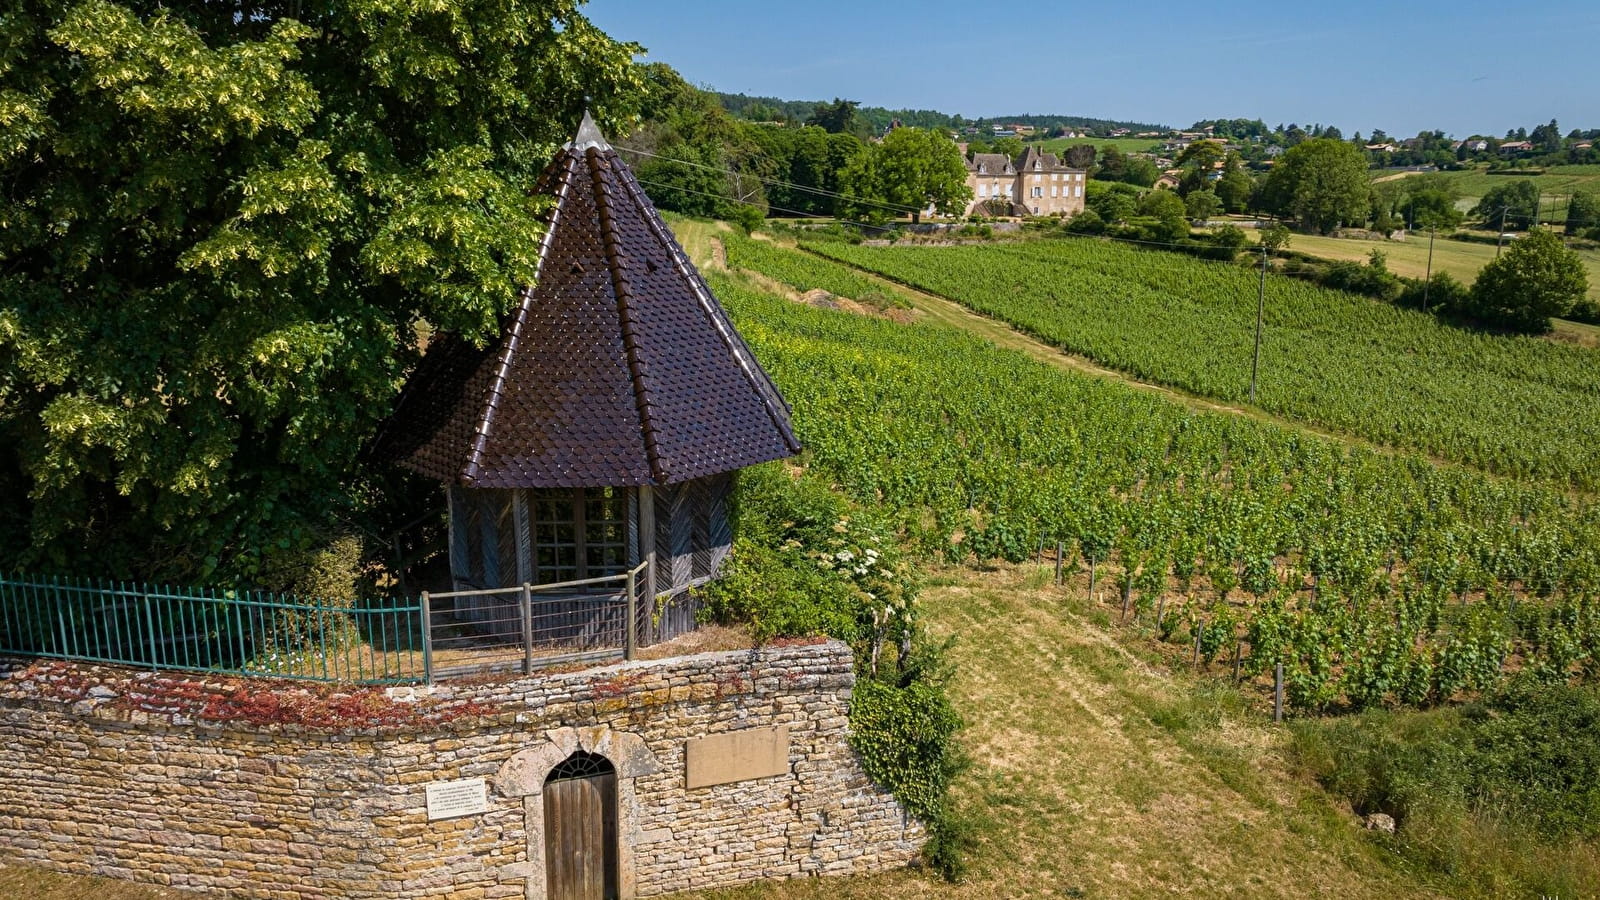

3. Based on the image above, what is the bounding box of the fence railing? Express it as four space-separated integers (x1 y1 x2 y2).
420 562 648 682
0 574 426 684
1 563 656 685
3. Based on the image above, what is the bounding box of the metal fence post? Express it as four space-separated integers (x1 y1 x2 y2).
142 587 158 671
420 591 434 685
521 583 534 675
624 569 638 661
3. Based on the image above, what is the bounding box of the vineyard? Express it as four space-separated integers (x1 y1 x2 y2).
708 256 1600 713
803 237 1600 492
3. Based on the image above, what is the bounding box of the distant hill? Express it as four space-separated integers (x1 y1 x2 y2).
710 90 1167 134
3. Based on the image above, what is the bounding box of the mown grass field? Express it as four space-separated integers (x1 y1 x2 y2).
1418 165 1600 206
1026 136 1164 156
1276 230 1600 311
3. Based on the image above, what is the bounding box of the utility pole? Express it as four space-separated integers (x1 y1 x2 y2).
1496 206 1508 257
1250 243 1266 404
1423 226 1436 312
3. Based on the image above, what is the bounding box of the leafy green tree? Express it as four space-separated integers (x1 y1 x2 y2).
1175 141 1224 172
988 136 1024 159
806 98 861 135
1185 190 1222 221
838 128 971 223
1464 228 1590 333
1122 156 1161 188
0 0 642 580
1472 180 1540 230
1095 145 1129 182
1260 223 1293 252
1401 177 1465 230
1137 190 1190 242
1063 144 1098 170
1261 138 1372 234
1565 191 1600 236
1215 154 1254 214
631 63 772 217
1086 181 1139 224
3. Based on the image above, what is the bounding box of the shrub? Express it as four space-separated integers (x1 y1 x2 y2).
1463 227 1589 332
1292 682 1600 894
1065 208 1105 234
701 462 968 877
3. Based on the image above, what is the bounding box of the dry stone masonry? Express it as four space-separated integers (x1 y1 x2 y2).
0 639 920 898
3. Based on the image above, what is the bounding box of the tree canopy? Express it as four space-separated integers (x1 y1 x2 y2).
1261 138 1372 234
1464 228 1589 333
1472 180 1542 230
0 0 642 580
838 128 970 223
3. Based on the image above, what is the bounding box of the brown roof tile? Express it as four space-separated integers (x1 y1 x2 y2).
372 113 800 488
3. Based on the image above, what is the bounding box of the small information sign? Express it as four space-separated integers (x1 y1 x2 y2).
426 777 488 821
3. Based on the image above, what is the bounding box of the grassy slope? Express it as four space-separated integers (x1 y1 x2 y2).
686 566 1437 900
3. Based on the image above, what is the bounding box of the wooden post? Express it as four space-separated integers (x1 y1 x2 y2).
1087 557 1096 603
1193 628 1203 667
520 583 534 675
1054 541 1064 585
1233 640 1243 682
420 591 434 685
638 486 656 646
1273 662 1284 723
624 568 638 661
1120 586 1131 623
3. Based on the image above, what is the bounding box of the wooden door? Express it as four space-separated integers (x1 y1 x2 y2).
544 770 618 900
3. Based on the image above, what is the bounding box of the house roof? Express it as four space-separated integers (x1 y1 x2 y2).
968 152 1014 175
371 112 800 489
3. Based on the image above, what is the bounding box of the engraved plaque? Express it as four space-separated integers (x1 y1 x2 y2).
426 777 488 821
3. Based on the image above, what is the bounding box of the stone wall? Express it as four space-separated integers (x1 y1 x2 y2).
0 639 920 898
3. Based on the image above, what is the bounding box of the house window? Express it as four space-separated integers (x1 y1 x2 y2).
1031 186 1042 198
1050 186 1058 198
1074 185 1083 197
531 487 628 583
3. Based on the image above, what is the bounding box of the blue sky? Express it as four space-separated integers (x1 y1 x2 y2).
584 0 1599 138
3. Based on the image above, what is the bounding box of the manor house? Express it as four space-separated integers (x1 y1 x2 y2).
964 146 1087 217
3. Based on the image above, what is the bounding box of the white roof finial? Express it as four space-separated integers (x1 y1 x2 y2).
567 110 610 151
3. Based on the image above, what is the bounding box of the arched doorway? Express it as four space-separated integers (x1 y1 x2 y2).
543 751 618 900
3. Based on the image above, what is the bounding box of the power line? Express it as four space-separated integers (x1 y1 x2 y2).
630 176 898 233
614 144 926 216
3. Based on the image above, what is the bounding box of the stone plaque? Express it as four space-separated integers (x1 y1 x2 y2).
685 725 790 789
426 777 488 821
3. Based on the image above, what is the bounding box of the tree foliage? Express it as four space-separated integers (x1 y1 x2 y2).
1464 228 1589 333
838 128 970 223
0 0 642 580
1472 180 1541 230
1565 191 1600 236
1262 138 1372 234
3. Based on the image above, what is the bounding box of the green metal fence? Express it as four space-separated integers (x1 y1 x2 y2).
0 574 427 684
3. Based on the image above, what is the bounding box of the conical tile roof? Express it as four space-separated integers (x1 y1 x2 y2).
372 113 800 488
